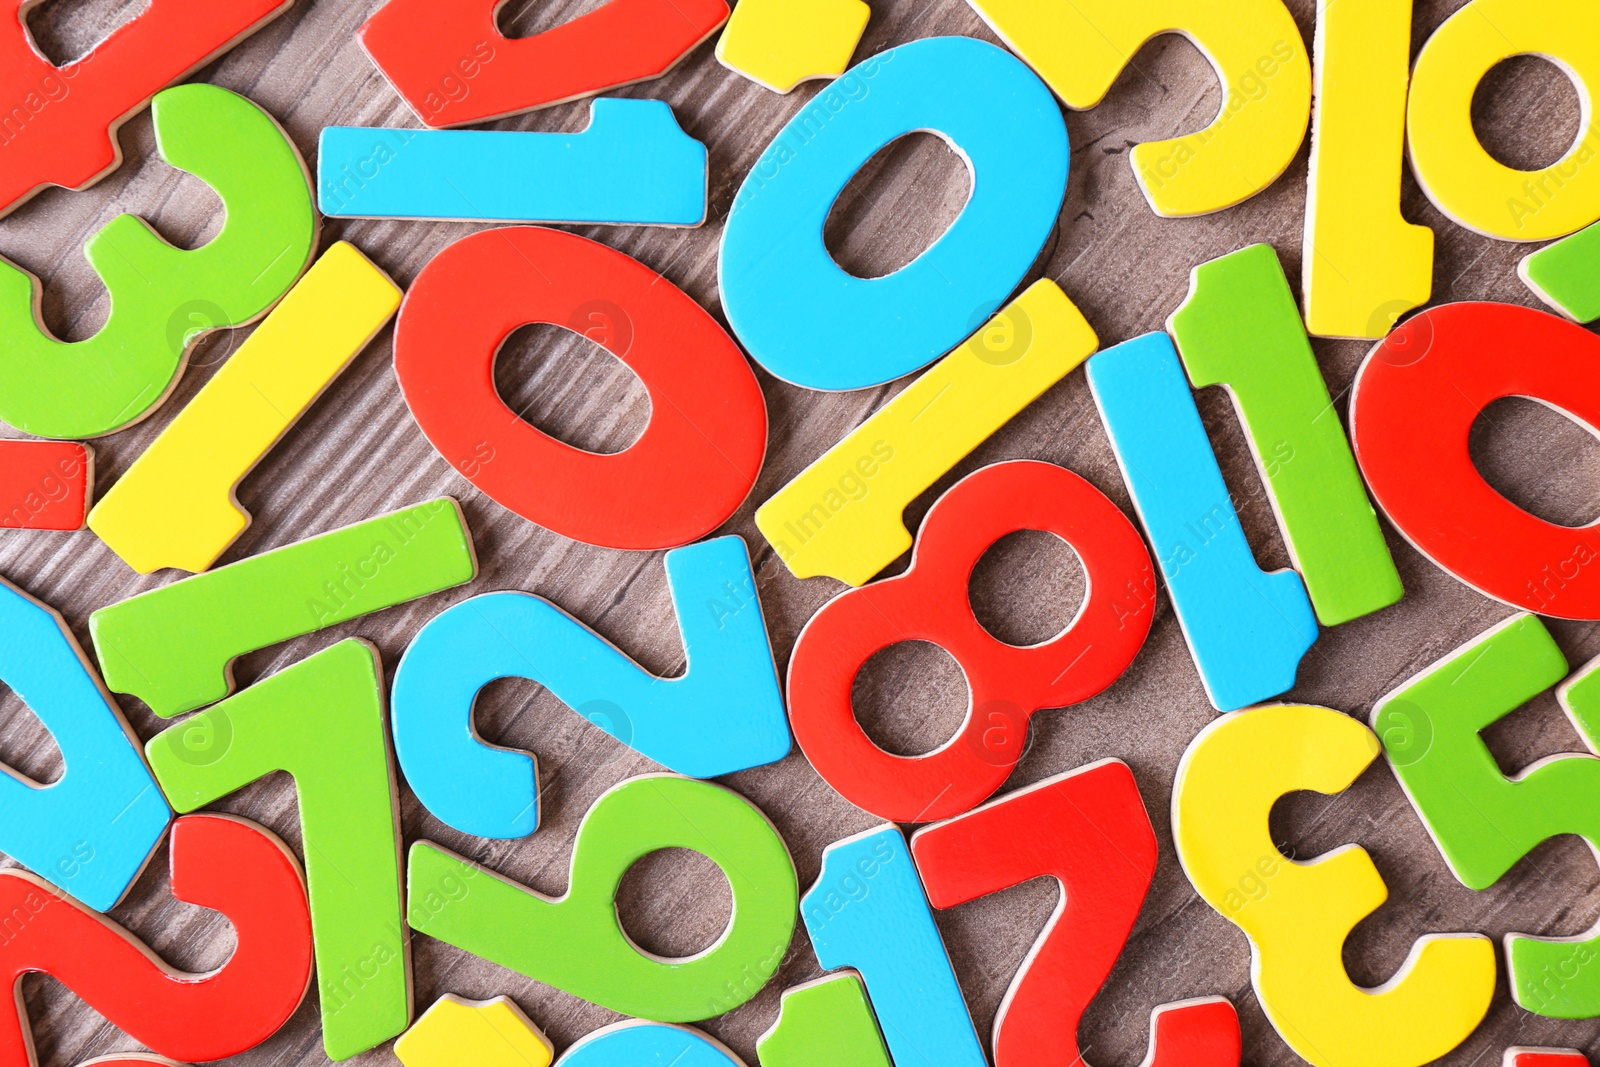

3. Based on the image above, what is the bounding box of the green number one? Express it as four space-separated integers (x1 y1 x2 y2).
146 639 409 1059
408 774 797 1021
1169 243 1403 626
1374 612 1600 1018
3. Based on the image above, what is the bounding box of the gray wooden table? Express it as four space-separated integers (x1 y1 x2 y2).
3 0 1599 1064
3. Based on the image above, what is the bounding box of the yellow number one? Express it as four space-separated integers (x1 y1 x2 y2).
90 242 402 574
1302 0 1433 338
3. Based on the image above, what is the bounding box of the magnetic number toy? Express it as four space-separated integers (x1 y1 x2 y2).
91 497 477 718
1302 0 1432 338
318 100 707 226
407 775 796 1021
555 1022 744 1067
0 0 291 215
358 0 728 127
0 441 91 531
1408 0 1600 242
912 760 1241 1067
756 975 891 1067
393 226 766 550
1169 243 1401 626
803 826 987 1067
961 0 1310 217
714 0 870 94
719 36 1069 391
0 84 316 439
0 576 169 912
1522 219 1600 323
88 241 402 575
395 995 553 1067
392 536 788 839
1173 704 1496 1067
1351 302 1600 619
146 641 411 1060
787 460 1154 822
755 279 1099 586
0 813 313 1067
1087 332 1316 711
1375 613 1600 1018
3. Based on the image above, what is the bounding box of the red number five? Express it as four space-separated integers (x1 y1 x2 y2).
911 760 1240 1067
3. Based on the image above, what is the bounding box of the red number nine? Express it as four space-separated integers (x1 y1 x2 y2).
911 760 1241 1067
786 460 1155 822
0 814 313 1066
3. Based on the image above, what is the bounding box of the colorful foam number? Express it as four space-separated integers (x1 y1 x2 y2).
145 640 409 1059
0 813 313 1066
1375 613 1600 1018
802 826 986 1067
0 441 92 531
392 536 788 839
1169 244 1402 626
1507 1051 1590 1067
911 761 1241 1067
756 279 1098 585
318 100 707 225
1173 703 1497 1067
0 576 169 911
0 84 317 440
1350 302 1600 618
714 0 870 94
963 0 1309 217
557 1022 743 1067
1409 0 1600 242
788 461 1154 822
357 0 728 128
395 995 552 1067
755 974 891 1067
90 497 477 718
1087 333 1317 711
1302 0 1432 337
0 0 290 215
394 227 765 550
719 37 1068 391
88 242 402 575
408 775 796 1021
1521 220 1600 323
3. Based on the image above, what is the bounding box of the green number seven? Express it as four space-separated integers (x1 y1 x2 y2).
146 639 408 1060
408 774 797 1021
1374 612 1600 1018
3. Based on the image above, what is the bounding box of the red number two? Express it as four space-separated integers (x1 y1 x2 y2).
0 814 313 1067
911 760 1240 1067
358 0 728 128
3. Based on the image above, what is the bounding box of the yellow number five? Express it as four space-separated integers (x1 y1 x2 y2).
1172 704 1495 1067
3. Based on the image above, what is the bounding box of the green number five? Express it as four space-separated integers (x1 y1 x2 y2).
1374 612 1600 1018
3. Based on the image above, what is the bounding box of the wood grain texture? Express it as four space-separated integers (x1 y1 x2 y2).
2 0 1598 1064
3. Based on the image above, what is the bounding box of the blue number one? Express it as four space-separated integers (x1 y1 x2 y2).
1086 333 1317 711
803 825 987 1067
